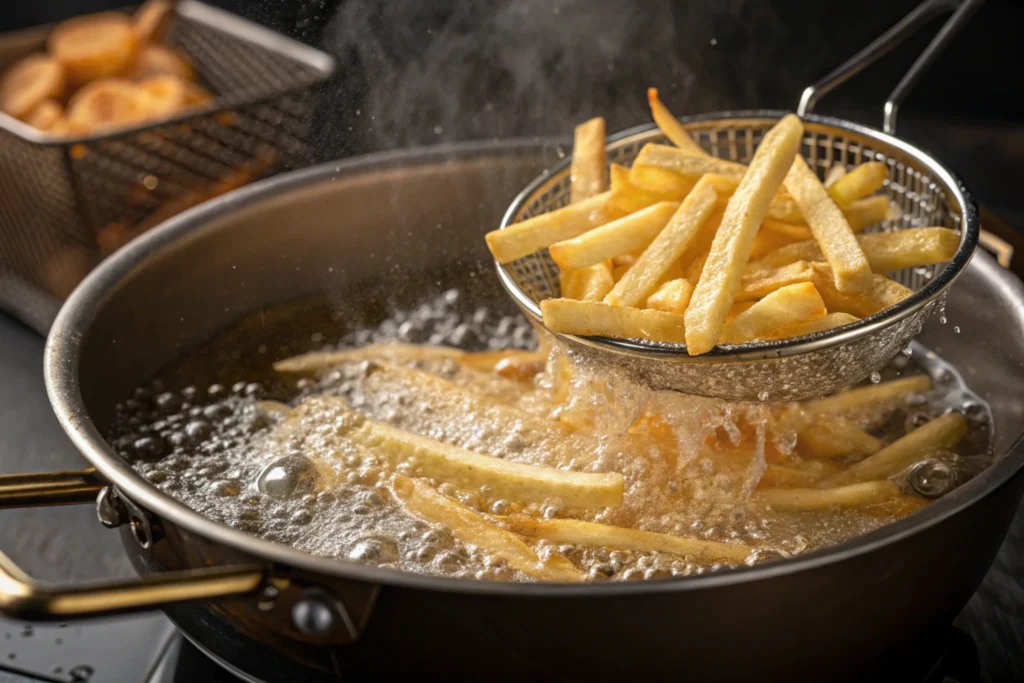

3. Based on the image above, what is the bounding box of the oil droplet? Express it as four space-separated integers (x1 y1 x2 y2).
902 346 914 357
757 391 769 402
939 315 947 324
870 371 881 383
953 326 960 334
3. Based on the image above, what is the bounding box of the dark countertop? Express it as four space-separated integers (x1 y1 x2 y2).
0 309 1022 681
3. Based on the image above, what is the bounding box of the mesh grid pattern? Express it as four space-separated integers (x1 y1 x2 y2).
499 117 972 400
0 4 331 331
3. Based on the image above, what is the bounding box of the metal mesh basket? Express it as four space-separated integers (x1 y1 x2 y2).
0 1 335 332
496 113 978 401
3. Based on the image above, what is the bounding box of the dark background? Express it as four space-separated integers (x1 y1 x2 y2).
3 1 1023 224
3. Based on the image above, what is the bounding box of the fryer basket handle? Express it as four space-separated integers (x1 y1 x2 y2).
797 0 984 134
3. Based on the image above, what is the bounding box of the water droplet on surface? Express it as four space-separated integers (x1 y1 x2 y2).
69 664 94 681
757 391 769 402
902 346 914 357
953 326 960 334
869 371 881 384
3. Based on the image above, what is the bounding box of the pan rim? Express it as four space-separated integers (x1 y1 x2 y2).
44 139 1024 597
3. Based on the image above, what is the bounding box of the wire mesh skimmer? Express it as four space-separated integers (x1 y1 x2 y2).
494 0 981 401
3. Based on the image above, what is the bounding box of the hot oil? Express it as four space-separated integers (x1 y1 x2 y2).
109 289 994 583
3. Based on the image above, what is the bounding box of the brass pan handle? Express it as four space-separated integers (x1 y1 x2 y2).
0 468 266 621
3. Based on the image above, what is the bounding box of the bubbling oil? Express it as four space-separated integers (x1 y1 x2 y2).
109 290 994 583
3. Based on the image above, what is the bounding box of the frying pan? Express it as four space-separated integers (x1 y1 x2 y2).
0 140 1021 683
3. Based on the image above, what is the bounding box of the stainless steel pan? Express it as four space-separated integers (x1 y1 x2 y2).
0 142 1022 683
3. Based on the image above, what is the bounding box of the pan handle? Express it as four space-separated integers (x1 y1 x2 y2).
0 468 267 621
797 0 984 135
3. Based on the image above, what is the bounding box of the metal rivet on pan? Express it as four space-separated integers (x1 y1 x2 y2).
95 487 128 529
292 594 336 636
908 459 956 498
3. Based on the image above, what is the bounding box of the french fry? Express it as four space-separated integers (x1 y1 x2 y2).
393 477 584 582
549 201 679 271
133 0 175 43
720 282 826 344
736 261 814 302
810 263 912 317
646 87 707 156
685 248 710 283
604 178 718 307
806 375 933 427
748 227 959 274
485 191 612 263
749 226 801 261
632 143 748 179
759 461 838 488
274 342 464 375
762 219 812 241
311 400 624 508
628 164 696 196
796 416 882 459
828 161 887 208
826 412 967 486
846 195 895 231
612 262 632 281
645 278 695 314
684 114 804 354
492 355 547 382
725 300 755 323
609 164 677 214
785 155 872 293
570 116 607 202
703 174 805 224
757 481 900 511
824 164 847 188
504 516 752 565
24 100 64 131
0 54 66 120
48 13 139 83
541 298 687 343
561 262 615 301
765 312 860 339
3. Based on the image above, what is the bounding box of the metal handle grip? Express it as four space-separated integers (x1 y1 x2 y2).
798 0 984 134
0 468 266 621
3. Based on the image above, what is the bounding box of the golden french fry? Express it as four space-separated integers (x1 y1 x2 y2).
749 226 801 261
646 87 707 156
703 174 805 224
570 117 607 202
561 262 615 301
65 79 156 133
504 516 752 564
826 412 966 486
274 342 464 374
612 262 632 281
810 263 912 317
393 477 584 582
549 201 678 271
610 164 691 215
724 300 755 323
749 227 959 274
49 13 139 83
824 164 847 188
632 143 748 179
796 416 882 459
541 298 687 343
828 161 887 208
129 44 194 81
806 375 933 426
762 219 811 240
757 481 900 511
0 54 66 120
492 355 547 382
628 164 696 197
485 191 612 263
720 282 826 344
645 278 695 314
759 461 837 488
612 250 642 267
684 114 804 354
765 312 860 339
785 155 872 293
604 178 718 307
736 261 814 302
846 195 895 231
316 401 623 508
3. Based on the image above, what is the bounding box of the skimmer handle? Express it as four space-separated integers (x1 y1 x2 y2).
797 0 984 134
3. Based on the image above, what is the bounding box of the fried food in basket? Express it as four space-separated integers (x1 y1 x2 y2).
1 2 210 137
0 54 66 120
484 93 958 354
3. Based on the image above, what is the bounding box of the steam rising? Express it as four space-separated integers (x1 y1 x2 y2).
322 0 790 151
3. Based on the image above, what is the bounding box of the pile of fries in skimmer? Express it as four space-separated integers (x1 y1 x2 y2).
486 89 960 355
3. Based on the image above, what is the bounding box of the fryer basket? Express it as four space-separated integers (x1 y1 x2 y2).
0 1 335 332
